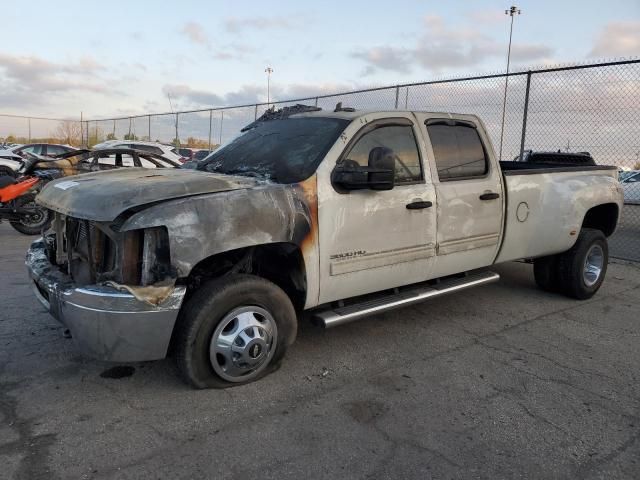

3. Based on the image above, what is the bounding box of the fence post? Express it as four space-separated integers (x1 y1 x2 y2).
219 111 224 144
95 122 98 144
148 115 151 141
254 104 258 120
519 71 532 162
394 86 400 109
208 110 213 150
128 117 132 139
175 113 179 147
112 120 116 138
314 97 319 107
86 122 89 148
27 118 31 142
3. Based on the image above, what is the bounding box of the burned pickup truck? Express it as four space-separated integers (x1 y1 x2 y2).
27 105 623 388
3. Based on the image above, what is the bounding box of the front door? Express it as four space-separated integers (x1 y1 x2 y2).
316 115 437 304
416 115 504 277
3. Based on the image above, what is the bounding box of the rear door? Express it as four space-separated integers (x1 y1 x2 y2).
415 114 504 277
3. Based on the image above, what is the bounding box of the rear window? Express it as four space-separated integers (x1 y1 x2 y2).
427 123 488 180
133 144 163 155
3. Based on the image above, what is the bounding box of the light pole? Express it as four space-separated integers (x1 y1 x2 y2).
265 66 273 108
498 5 521 161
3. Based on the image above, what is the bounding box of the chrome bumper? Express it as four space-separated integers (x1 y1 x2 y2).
26 238 186 362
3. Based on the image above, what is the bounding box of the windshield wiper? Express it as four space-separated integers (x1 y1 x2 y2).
218 168 275 181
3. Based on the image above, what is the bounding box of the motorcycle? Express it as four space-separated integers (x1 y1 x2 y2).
0 156 60 235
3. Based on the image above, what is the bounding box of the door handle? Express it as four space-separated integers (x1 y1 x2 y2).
479 192 500 200
406 200 433 210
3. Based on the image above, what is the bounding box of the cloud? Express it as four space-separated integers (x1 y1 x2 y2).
589 21 640 57
161 81 358 110
0 52 113 108
162 84 223 107
351 47 413 73
352 15 553 75
466 10 504 24
224 16 293 33
181 21 209 47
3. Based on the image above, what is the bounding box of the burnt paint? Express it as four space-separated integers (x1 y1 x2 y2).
119 177 318 279
37 168 257 221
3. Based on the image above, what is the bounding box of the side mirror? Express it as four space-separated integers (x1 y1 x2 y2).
332 148 395 192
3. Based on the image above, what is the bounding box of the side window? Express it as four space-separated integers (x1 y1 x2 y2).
345 125 422 184
135 144 163 155
47 145 65 156
426 123 488 180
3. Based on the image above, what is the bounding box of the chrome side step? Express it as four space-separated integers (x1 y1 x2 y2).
312 271 500 328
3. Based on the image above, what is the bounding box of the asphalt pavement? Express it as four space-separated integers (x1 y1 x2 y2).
1 223 639 480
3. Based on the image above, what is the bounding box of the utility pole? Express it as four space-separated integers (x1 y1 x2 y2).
498 5 521 161
265 66 274 108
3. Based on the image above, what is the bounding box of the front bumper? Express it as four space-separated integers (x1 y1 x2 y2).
26 238 186 362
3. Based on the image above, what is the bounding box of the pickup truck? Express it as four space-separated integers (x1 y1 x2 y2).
27 105 624 389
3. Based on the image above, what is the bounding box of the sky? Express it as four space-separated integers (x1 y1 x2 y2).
0 0 639 120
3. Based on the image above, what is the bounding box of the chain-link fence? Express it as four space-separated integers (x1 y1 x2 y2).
1 59 639 260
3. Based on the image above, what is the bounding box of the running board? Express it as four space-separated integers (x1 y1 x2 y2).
312 271 500 328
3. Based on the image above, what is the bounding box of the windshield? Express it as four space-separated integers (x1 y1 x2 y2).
197 117 349 183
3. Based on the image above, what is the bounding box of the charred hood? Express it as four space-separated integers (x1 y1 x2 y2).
36 168 258 221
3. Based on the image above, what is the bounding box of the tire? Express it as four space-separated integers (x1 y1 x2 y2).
557 228 608 300
0 166 16 178
533 255 563 293
9 194 52 235
174 274 297 389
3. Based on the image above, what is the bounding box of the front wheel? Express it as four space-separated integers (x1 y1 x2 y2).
174 274 297 389
9 194 52 235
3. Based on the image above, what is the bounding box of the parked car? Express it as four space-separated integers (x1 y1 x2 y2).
0 148 23 177
193 149 213 161
27 105 623 389
0 144 78 176
93 140 183 164
172 147 195 163
11 143 77 159
621 170 640 204
37 148 181 175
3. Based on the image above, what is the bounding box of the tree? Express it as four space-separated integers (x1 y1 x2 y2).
106 133 117 140
185 137 210 148
124 133 138 140
53 121 82 146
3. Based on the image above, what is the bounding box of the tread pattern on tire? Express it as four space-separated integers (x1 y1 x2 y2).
557 228 607 300
174 273 297 389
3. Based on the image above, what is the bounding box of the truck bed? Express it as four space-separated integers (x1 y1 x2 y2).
495 162 619 264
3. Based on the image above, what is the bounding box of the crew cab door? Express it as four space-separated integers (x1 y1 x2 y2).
316 113 437 304
415 114 504 277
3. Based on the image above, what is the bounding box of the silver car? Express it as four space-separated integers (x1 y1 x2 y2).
621 171 640 204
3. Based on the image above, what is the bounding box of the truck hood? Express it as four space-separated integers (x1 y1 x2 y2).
37 168 258 221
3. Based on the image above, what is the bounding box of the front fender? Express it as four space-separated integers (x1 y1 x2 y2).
119 178 318 279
